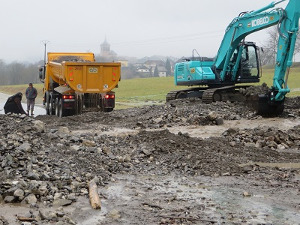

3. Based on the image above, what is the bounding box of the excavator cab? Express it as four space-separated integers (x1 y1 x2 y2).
234 43 260 83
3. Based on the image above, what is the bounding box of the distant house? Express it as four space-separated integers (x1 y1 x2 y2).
157 66 167 77
144 60 165 68
134 63 145 68
136 65 150 73
118 60 129 67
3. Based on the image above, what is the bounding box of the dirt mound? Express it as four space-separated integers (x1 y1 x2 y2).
36 98 259 131
240 83 270 96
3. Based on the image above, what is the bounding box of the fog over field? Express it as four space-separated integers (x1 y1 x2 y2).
0 0 287 63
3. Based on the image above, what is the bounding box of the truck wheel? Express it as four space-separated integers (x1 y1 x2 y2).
49 95 55 115
78 96 83 114
55 98 60 116
58 99 66 117
104 108 113 112
45 93 50 115
76 95 83 115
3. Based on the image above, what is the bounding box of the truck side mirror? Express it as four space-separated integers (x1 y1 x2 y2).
39 66 45 81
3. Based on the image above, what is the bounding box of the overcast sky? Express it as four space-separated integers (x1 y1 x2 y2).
0 0 288 63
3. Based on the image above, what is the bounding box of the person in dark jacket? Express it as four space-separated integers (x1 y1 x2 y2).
4 92 27 114
25 83 37 116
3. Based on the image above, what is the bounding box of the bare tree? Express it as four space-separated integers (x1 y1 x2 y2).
293 37 300 62
261 26 300 65
261 27 278 65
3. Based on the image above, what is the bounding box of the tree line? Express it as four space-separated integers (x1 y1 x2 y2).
0 60 42 86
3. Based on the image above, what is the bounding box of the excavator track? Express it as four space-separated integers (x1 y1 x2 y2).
166 91 179 102
201 88 217 103
167 85 285 116
202 85 236 103
167 85 249 103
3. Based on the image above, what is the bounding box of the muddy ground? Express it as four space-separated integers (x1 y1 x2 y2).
1 97 300 225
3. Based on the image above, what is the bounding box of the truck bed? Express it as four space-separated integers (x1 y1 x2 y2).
48 61 121 93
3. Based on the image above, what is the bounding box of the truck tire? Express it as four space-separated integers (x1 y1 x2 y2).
58 98 66 117
45 93 50 115
55 98 60 117
49 94 56 115
103 108 113 112
75 95 83 115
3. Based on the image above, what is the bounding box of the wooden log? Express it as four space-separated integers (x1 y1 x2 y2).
88 179 101 209
17 216 36 222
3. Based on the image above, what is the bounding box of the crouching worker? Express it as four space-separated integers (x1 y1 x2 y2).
25 83 37 116
4 92 27 115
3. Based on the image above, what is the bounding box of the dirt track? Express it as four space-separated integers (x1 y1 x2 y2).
1 97 300 224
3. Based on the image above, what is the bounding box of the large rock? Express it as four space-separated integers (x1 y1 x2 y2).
17 142 31 152
39 209 58 220
23 194 37 204
4 196 15 203
32 120 45 133
53 199 73 207
58 126 70 134
13 188 24 200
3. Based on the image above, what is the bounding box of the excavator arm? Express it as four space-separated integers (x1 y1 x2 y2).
214 2 284 73
214 0 300 103
273 0 300 101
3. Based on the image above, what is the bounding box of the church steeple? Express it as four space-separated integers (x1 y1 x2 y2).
99 37 117 61
101 36 110 53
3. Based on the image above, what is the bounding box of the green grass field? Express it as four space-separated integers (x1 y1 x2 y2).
0 66 299 109
260 66 300 97
0 78 182 109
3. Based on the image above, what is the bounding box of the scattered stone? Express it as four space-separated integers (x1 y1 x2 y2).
215 117 224 125
243 192 251 197
32 120 45 133
53 199 73 207
58 126 70 134
4 196 15 203
208 111 218 121
109 209 121 220
17 142 31 152
14 188 25 200
24 194 37 204
70 145 80 151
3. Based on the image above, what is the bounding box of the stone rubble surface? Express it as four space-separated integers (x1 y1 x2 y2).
0 96 300 224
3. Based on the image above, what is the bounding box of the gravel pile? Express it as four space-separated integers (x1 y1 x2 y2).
51 56 91 63
223 125 300 150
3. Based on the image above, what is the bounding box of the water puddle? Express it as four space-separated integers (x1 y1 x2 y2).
240 162 300 169
168 118 300 138
72 127 138 137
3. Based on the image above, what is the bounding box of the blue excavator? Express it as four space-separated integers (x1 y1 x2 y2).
167 0 300 115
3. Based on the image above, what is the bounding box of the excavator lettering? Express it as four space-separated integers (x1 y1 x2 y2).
167 0 300 115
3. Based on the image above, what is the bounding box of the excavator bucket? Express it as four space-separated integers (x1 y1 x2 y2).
4 92 27 115
254 94 285 116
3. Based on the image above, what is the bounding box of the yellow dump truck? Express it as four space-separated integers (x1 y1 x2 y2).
39 52 121 117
